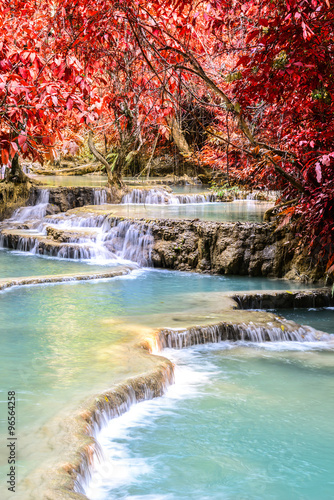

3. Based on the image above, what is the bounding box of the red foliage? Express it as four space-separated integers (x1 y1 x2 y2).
206 0 334 269
0 0 99 164
1 0 333 269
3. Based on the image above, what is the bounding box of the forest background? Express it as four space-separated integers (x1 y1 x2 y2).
0 0 333 272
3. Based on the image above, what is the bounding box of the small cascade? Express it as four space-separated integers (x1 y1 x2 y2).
74 361 174 495
122 189 168 204
93 189 108 205
1 204 155 266
157 321 331 349
45 213 108 229
121 188 217 205
103 220 154 266
13 189 50 222
175 193 217 204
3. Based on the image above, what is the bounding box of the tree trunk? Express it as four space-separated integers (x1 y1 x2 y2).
167 117 191 156
263 198 298 222
6 154 30 183
88 131 125 188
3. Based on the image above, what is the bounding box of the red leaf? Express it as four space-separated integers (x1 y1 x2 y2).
10 142 18 157
18 135 26 147
1 149 9 165
66 98 74 110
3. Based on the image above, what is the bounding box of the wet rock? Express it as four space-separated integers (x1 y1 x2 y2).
28 186 123 212
45 204 61 216
232 288 334 309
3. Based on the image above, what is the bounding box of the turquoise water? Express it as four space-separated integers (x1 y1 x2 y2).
274 308 334 335
0 269 312 492
104 201 272 223
87 341 334 500
0 249 121 279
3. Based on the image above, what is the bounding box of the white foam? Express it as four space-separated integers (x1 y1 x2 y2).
85 350 218 499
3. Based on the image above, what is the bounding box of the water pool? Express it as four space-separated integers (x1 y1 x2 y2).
273 308 334 335
98 201 272 223
0 269 316 495
0 249 122 279
29 174 108 187
87 340 334 500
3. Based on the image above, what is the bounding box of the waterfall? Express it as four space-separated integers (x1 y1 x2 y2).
121 189 217 205
102 220 154 266
13 189 50 222
122 189 168 204
72 361 174 496
93 189 108 205
156 321 331 349
1 205 154 266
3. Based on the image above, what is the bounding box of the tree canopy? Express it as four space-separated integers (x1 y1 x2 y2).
0 0 333 270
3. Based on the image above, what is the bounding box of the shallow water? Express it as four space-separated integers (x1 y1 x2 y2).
30 174 108 187
99 201 272 223
0 268 316 492
166 185 210 194
0 249 121 279
274 308 334 335
31 175 207 192
86 340 334 500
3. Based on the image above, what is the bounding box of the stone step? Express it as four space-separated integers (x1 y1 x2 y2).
0 228 93 258
45 225 100 243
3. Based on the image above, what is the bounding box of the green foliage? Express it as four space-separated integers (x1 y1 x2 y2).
272 51 287 70
312 88 332 104
210 183 240 197
225 71 242 82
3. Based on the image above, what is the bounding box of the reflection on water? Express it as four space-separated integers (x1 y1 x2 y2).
87 342 334 500
30 174 108 187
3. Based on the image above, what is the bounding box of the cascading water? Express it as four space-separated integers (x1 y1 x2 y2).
0 194 154 266
93 189 108 205
121 188 217 205
1 179 333 500
157 322 331 349
13 189 50 222
85 337 334 500
83 308 333 500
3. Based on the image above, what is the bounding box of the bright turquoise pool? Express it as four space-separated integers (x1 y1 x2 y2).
0 249 121 279
87 340 334 500
106 201 272 223
274 308 334 335
0 269 314 495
